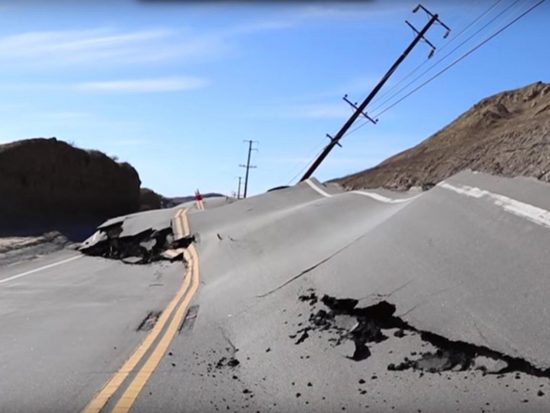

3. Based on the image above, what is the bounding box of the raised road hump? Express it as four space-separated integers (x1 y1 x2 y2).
1 170 549 412
185 171 550 366
131 170 550 412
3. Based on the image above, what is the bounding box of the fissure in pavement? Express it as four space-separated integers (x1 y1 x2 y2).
295 290 550 378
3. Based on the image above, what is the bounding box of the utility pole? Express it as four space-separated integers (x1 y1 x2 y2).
236 176 242 199
301 4 450 181
239 140 258 198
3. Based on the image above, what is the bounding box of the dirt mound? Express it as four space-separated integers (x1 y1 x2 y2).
334 81 550 190
140 188 164 211
0 137 141 232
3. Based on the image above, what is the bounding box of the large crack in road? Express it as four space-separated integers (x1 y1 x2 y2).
294 290 550 378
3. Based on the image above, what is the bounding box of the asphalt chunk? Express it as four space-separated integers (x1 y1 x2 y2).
294 290 550 377
80 219 195 265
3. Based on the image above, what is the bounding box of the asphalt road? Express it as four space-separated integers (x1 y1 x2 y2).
1 173 549 412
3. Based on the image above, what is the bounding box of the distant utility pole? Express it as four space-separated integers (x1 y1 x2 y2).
301 4 450 181
239 140 258 198
236 176 242 199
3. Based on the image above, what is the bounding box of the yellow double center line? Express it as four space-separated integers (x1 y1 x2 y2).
82 208 200 413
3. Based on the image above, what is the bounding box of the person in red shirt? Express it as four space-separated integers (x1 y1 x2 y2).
195 190 204 210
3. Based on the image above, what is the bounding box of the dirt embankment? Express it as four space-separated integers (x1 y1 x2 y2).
334 81 550 190
140 188 164 211
0 137 141 235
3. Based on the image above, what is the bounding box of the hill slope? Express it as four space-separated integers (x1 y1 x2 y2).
0 137 141 231
334 81 550 190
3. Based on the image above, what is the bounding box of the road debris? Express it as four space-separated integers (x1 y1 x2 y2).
78 220 194 264
295 290 550 377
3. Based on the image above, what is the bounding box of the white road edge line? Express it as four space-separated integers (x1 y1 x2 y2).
305 179 333 198
352 190 420 204
439 182 550 229
0 255 82 285
305 179 420 204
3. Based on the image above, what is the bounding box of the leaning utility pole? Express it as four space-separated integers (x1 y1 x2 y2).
239 140 258 198
301 4 450 181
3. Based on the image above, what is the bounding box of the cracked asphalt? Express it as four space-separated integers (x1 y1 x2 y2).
1 173 549 412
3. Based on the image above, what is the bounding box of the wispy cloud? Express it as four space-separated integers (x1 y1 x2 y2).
74 76 209 93
0 15 305 71
0 76 209 94
0 0 418 72
0 27 226 68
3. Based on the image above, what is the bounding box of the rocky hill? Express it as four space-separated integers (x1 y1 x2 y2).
334 82 550 190
0 138 141 233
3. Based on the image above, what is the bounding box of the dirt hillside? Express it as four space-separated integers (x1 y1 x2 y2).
0 137 141 232
334 81 550 190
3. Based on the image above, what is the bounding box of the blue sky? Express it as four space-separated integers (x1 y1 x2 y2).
0 0 548 196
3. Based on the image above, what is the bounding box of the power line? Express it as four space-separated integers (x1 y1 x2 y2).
372 0 545 119
287 1 508 185
369 0 523 114
369 0 504 109
288 0 543 185
342 0 544 140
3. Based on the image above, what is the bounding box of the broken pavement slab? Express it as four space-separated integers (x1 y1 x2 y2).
160 248 184 261
79 207 191 264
